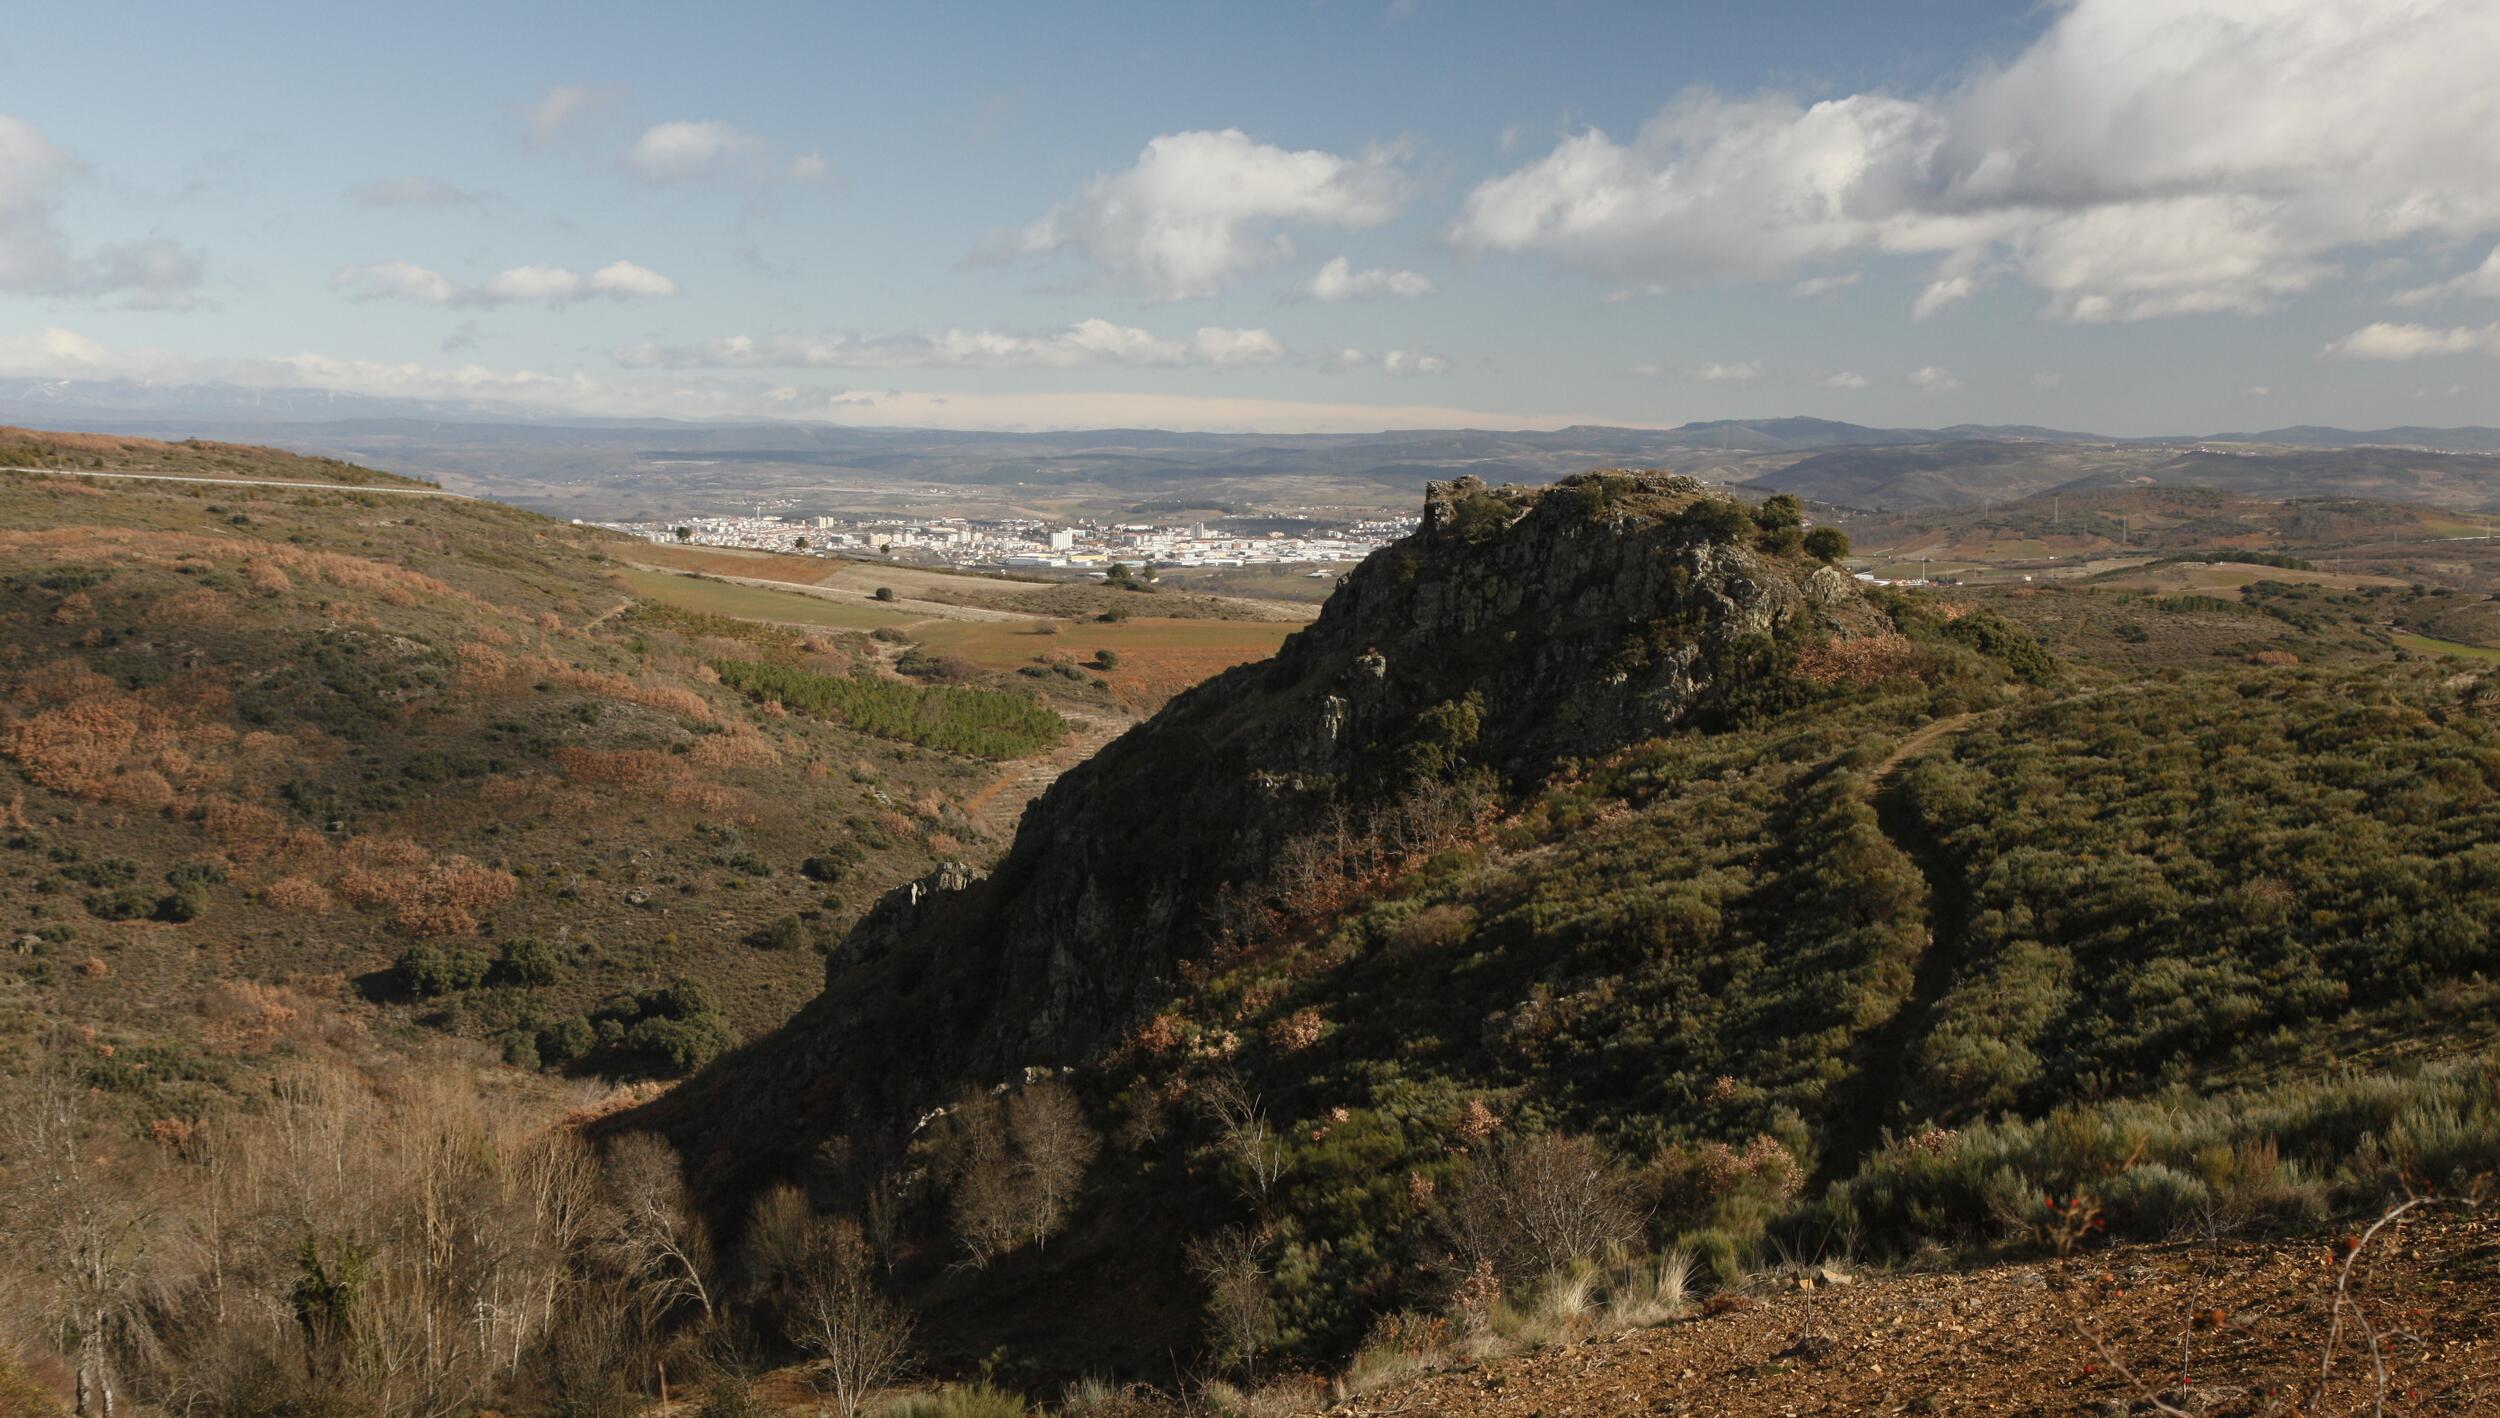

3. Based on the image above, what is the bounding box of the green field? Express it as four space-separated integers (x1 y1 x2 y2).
617 566 914 631
2393 631 2500 662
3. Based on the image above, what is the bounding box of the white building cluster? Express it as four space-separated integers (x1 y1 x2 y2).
599 511 1419 573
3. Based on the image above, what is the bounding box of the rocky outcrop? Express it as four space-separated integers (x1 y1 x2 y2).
648 471 1889 1187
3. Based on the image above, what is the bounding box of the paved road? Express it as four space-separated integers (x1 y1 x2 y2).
0 466 463 497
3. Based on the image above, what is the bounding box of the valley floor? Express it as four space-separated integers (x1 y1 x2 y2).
1324 1212 2498 1417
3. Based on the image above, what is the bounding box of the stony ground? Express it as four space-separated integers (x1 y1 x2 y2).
1326 1212 2500 1417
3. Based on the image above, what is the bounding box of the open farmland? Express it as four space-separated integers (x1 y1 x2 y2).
619 561 1301 711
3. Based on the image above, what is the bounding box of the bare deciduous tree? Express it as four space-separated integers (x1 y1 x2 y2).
931 1080 1102 1265
598 1132 717 1329
792 1218 914 1417
1186 1226 1274 1376
1010 1080 1101 1249
2 1041 155 1417
1200 1074 1288 1207
1437 1131 1643 1284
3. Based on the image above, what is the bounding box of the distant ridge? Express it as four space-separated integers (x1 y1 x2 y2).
3 377 2494 451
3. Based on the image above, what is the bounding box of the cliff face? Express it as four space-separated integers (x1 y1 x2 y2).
652 471 1886 1183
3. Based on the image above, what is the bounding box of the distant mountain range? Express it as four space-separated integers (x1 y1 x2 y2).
7 378 2499 515
6 377 2497 453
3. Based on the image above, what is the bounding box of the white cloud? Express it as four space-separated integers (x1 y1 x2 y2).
2247 385 2271 397
1449 0 2500 323
330 258 679 308
0 326 1568 434
1380 350 1450 377
1908 365 1963 393
2030 372 2063 388
2324 321 2500 361
2394 245 2500 307
611 318 1285 371
1789 272 1860 298
0 115 208 310
1911 273 1977 320
1306 255 1434 300
979 128 1411 300
1697 360 1762 382
625 119 763 183
346 177 484 208
523 85 605 145
1629 362 1664 377
1822 371 1869 389
787 151 830 182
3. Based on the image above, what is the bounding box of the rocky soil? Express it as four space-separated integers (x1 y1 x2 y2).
1326 1212 2499 1417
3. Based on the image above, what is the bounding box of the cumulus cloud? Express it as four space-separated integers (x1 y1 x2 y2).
787 152 830 182
2323 321 2500 361
611 318 1285 371
346 176 484 208
1822 371 1869 389
523 85 606 145
625 119 763 182
1449 0 2500 323
1306 255 1434 300
330 258 679 308
1908 365 1963 393
979 128 1412 300
0 115 208 310
1697 359 1762 382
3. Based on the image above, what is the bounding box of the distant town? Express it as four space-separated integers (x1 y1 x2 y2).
593 510 1421 574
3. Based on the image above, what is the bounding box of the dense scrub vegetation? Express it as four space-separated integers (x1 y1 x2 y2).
711 658 1067 760
755 641 2496 1385
1900 669 2500 1117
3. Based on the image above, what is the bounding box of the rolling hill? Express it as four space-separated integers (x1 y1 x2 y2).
639 469 2499 1393
0 429 1120 1114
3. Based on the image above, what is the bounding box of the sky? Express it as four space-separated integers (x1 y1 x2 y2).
2 0 2497 435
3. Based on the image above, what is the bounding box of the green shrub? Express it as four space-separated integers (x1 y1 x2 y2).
539 1014 596 1067
500 1031 543 1071
397 944 490 997
1802 526 1850 562
1673 496 1754 544
586 979 733 1077
85 886 157 921
802 845 864 883
750 914 806 951
496 937 562 987
873 586 898 602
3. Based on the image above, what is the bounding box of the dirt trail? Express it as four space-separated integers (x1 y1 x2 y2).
580 597 635 630
621 563 1035 623
961 708 1130 836
1 466 463 496
1817 711 1981 1183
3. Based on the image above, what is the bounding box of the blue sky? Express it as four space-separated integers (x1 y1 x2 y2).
2 0 2496 433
